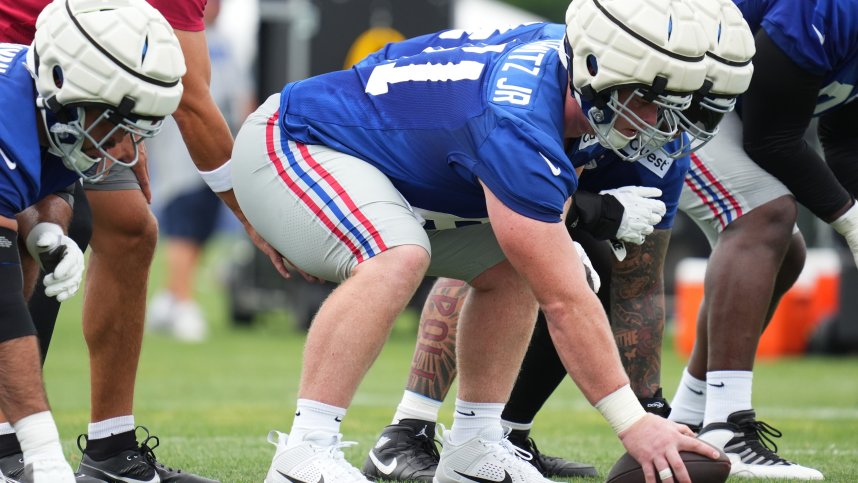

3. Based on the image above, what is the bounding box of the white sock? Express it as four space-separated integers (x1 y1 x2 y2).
88 415 135 440
13 412 65 463
287 399 346 448
500 419 532 432
0 422 15 435
449 399 504 445
668 368 707 426
392 390 442 424
704 370 753 426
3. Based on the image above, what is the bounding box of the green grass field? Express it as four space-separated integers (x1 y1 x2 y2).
42 238 858 482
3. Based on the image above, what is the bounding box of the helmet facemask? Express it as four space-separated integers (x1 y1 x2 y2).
662 91 735 158
39 95 164 181
583 85 691 162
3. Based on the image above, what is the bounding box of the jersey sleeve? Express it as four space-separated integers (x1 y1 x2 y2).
466 117 576 223
146 0 206 32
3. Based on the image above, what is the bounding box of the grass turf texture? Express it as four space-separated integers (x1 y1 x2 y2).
43 238 858 482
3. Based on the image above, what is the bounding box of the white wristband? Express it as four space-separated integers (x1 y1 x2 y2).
198 159 233 193
595 384 646 435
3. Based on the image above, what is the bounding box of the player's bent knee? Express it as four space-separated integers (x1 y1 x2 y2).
469 260 526 292
357 244 430 281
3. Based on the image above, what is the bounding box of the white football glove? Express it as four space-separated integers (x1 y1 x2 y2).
573 241 601 293
831 202 858 267
600 186 667 245
25 223 85 302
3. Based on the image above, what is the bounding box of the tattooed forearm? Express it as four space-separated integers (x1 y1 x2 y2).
610 229 670 398
406 278 469 401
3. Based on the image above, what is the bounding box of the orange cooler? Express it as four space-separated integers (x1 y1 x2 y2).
673 249 840 358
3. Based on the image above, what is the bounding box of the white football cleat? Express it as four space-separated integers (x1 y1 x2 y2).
264 430 370 483
697 410 823 480
23 457 76 483
434 425 553 483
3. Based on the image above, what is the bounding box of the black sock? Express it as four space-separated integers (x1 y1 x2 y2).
84 430 138 461
0 433 21 458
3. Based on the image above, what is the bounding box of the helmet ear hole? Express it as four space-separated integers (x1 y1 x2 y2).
52 65 64 88
586 54 598 76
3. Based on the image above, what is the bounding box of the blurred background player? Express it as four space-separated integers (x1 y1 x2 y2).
146 0 255 343
0 0 185 480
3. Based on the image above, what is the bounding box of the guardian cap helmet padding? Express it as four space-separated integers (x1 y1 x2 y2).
667 0 755 157
565 0 709 160
29 0 186 181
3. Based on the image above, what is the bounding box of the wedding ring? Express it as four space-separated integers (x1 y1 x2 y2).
658 467 674 480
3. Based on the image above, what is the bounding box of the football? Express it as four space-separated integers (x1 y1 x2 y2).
606 449 731 483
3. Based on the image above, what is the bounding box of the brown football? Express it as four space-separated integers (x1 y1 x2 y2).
606 450 731 483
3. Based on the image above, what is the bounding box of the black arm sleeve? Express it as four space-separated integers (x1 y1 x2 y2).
742 29 853 221
567 190 624 240
818 99 858 197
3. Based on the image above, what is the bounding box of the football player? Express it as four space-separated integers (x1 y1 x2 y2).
230 0 721 482
0 0 184 480
667 0 854 479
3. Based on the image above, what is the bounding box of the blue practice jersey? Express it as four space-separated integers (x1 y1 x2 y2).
354 22 687 228
736 0 858 115
279 31 574 222
0 44 78 218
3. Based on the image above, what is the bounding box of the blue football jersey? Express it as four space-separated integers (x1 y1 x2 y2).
736 0 858 115
279 35 574 222
0 44 78 218
354 22 688 229
357 23 566 67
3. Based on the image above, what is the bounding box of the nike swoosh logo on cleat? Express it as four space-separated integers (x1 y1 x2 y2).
276 470 324 483
685 383 703 395
368 450 398 475
454 470 512 483
79 463 160 483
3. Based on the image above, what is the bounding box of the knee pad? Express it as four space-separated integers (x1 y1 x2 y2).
0 227 38 343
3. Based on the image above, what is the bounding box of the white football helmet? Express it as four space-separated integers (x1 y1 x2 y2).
665 0 755 157
28 0 186 181
564 0 710 161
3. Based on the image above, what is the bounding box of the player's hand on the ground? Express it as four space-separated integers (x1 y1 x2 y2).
831 202 858 267
573 240 600 293
26 222 85 302
244 222 323 283
601 186 666 245
619 414 721 483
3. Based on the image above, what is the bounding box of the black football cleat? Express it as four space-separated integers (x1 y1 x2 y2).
0 452 101 483
76 426 219 483
362 418 439 482
507 429 598 478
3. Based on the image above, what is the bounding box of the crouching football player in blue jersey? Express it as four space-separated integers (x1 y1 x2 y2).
0 1 184 481
359 1 756 481
230 1 727 482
